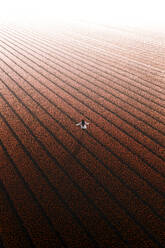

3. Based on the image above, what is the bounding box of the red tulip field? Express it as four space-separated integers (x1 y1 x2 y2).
0 22 165 248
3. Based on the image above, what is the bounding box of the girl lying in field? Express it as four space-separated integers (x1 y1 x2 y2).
76 120 89 130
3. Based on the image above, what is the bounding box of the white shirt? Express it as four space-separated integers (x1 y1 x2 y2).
76 121 89 129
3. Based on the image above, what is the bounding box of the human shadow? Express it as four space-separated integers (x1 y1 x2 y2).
72 130 85 157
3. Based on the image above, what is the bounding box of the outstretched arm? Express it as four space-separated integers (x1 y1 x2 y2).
76 122 81 126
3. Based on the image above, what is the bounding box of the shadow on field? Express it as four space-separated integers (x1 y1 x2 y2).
72 130 85 157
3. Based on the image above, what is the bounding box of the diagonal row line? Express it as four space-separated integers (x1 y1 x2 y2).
2 27 165 128
0 138 68 248
1 45 165 193
0 24 165 246
1 45 165 181
2 28 165 106
1 29 165 137
0 85 130 248
64 28 165 71
0 108 102 248
1 54 165 234
2 23 164 87
46 24 164 72
39 33 165 91
0 70 164 248
6 23 165 78
0 176 35 247
0 36 165 162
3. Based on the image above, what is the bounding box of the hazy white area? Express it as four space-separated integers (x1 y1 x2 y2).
0 0 165 30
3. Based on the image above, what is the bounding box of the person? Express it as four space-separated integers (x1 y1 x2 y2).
76 120 89 130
